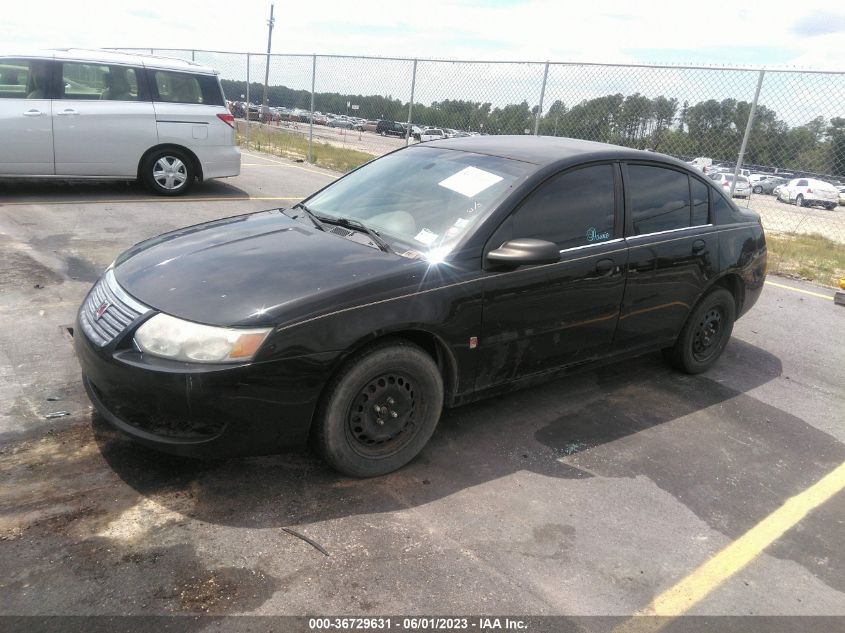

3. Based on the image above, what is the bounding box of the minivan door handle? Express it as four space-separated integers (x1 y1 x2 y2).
692 239 706 253
595 258 615 275
23 109 43 117
57 108 79 116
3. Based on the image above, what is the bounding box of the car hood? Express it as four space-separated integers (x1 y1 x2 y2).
114 210 425 327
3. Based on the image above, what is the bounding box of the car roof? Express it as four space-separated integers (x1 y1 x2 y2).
1 49 217 75
423 135 686 168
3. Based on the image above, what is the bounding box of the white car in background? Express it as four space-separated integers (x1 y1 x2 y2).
0 49 240 195
419 128 446 142
776 178 839 210
708 172 752 198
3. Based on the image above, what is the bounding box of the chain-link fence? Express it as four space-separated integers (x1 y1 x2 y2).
116 48 845 287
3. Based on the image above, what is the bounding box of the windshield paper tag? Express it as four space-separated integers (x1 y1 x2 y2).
414 228 439 246
438 167 503 198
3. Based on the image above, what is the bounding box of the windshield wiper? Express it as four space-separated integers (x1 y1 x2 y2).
324 217 394 254
290 203 327 232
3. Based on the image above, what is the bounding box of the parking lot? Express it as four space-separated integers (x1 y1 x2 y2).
1 151 844 626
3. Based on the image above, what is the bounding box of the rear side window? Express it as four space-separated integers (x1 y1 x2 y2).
60 63 141 101
691 178 710 226
0 59 51 99
627 165 691 235
797 179 808 187
152 70 223 105
513 164 616 250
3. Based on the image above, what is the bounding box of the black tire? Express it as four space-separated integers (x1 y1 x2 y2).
314 340 444 477
753 185 763 194
796 194 804 207
141 148 195 196
663 288 736 375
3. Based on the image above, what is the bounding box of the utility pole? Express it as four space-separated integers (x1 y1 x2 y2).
261 3 275 119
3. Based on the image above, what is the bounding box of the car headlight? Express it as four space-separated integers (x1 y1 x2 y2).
134 313 272 363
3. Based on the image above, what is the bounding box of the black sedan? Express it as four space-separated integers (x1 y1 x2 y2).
75 137 767 477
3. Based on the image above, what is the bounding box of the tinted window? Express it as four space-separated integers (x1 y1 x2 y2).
152 71 223 105
0 59 50 99
60 63 140 101
513 164 616 250
797 179 808 187
628 165 691 235
691 178 710 226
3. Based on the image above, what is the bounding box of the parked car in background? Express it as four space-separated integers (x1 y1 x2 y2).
74 136 766 477
420 128 447 142
361 120 378 133
776 178 839 209
0 49 239 195
753 176 787 195
328 118 354 129
838 186 845 207
376 119 406 137
708 173 752 198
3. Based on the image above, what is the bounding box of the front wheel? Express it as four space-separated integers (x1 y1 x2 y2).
314 340 444 477
141 149 195 196
796 194 805 207
663 288 736 374
753 185 763 194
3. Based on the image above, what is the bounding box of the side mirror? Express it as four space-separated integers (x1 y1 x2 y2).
486 238 560 268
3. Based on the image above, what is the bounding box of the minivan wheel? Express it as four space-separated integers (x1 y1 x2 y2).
142 149 194 196
663 288 736 374
314 340 444 477
796 194 804 207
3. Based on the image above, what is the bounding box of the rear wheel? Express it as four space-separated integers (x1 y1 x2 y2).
141 149 194 196
796 194 805 207
753 185 763 194
663 288 736 374
314 340 444 477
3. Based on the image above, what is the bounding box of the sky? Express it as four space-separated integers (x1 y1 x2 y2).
3 0 845 70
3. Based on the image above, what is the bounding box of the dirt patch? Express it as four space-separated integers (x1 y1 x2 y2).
0 248 64 288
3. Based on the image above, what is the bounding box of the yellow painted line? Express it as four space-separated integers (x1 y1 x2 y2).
765 280 833 300
615 460 845 633
0 196 302 207
240 151 337 178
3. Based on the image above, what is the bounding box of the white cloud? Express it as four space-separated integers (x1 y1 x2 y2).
2 0 843 70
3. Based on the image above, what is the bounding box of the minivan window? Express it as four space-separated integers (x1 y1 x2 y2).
60 63 140 101
513 164 616 250
0 59 51 99
628 165 691 235
152 70 223 106
691 177 710 226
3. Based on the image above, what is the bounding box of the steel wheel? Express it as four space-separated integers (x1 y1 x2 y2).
691 307 724 363
345 372 418 458
153 156 188 191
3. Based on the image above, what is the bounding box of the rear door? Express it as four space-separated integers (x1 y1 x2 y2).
52 60 156 176
148 68 231 150
615 163 718 351
0 58 54 175
477 162 627 388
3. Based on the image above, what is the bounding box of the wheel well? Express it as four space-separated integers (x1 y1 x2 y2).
712 274 744 315
138 144 203 182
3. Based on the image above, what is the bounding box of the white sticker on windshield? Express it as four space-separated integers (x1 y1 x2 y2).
438 166 503 198
414 228 439 246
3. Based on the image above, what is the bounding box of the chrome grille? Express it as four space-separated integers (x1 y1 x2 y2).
79 269 150 347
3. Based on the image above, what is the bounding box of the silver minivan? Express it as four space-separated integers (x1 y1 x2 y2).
0 49 240 195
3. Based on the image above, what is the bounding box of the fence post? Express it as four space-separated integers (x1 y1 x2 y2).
406 59 418 146
309 54 316 164
191 50 195 62
245 54 251 147
731 69 765 196
534 62 549 136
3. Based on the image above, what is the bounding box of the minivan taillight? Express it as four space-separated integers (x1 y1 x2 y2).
806 188 813 193
217 113 235 128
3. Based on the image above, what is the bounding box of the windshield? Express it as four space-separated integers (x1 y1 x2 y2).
304 146 531 257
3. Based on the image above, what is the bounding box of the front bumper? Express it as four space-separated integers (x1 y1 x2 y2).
75 315 332 458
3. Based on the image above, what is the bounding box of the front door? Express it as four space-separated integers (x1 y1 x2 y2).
0 58 54 175
476 162 627 389
52 61 156 177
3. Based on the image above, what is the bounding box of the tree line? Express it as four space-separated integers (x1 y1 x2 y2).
221 79 845 177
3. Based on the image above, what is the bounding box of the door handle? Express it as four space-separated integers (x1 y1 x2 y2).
595 258 615 275
692 239 706 253
57 108 79 116
23 109 43 117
